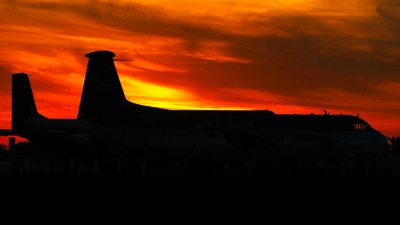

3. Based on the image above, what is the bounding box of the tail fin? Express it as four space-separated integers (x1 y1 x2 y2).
78 50 165 123
78 50 127 120
12 73 44 132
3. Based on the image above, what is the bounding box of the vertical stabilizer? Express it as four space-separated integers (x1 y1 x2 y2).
12 73 43 131
78 50 127 120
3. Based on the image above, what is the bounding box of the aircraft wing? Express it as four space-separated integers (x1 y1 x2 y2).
195 122 276 153
219 128 277 153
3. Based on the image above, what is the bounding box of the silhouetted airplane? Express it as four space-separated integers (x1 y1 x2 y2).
1 50 392 161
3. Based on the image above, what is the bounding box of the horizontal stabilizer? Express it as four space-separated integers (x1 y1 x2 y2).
0 129 15 136
26 118 88 134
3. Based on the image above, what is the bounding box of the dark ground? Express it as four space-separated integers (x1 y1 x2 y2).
2 142 400 214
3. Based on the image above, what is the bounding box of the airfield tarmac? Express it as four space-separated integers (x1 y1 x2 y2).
1 151 400 177
1 152 398 213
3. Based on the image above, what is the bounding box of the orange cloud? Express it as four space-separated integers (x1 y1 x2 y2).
0 0 400 144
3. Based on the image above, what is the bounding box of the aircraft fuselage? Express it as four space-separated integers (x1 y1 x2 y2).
25 112 391 160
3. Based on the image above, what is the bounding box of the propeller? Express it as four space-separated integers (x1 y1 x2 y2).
113 58 133 61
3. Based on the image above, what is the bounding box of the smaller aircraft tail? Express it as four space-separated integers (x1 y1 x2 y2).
12 73 44 133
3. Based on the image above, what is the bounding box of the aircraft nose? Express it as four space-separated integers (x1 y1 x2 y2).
386 137 393 153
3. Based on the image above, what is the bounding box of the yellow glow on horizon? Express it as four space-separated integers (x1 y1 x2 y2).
120 75 197 109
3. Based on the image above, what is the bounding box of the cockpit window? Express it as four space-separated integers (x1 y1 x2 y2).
354 123 371 131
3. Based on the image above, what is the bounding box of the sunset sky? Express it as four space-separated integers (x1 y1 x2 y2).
1 0 400 144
